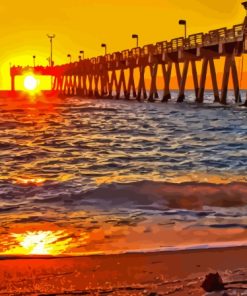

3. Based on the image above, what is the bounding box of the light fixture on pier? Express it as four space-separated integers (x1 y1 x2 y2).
132 34 139 47
67 54 72 63
79 50 84 60
101 43 107 55
179 20 187 39
33 55 36 67
242 2 247 15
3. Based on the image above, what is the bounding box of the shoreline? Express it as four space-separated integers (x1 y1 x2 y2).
2 243 247 261
1 246 247 295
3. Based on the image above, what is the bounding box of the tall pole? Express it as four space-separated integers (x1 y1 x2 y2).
33 55 36 67
47 34 55 67
47 34 55 89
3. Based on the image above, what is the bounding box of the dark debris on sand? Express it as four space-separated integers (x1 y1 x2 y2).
201 272 247 294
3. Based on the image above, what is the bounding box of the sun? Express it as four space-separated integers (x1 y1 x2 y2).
24 75 38 91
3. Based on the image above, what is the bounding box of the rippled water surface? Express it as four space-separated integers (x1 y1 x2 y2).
0 92 247 255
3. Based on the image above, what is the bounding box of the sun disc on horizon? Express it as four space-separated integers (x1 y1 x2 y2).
24 75 38 91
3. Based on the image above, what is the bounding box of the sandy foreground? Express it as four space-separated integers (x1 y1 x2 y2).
1 247 247 295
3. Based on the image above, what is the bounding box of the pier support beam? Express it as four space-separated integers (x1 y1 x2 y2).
94 75 100 97
137 65 147 100
175 63 181 88
191 60 199 99
100 73 105 97
162 63 172 102
76 75 82 96
108 70 118 98
82 75 87 97
209 59 220 103
11 75 15 91
104 71 110 97
177 60 189 103
116 69 127 99
52 76 57 91
127 67 136 99
231 58 241 103
221 55 232 105
60 76 65 95
148 64 158 102
88 75 93 97
73 75 77 96
56 76 61 92
59 76 64 93
69 75 74 96
64 76 69 96
197 58 208 103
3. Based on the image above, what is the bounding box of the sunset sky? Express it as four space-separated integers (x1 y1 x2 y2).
0 0 245 89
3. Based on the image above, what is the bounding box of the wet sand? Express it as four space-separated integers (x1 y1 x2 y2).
1 247 247 295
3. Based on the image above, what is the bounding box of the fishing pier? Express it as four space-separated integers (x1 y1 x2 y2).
10 3 247 105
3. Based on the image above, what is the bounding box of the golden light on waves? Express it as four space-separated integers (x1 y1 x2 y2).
95 172 247 186
13 176 46 186
5 230 72 255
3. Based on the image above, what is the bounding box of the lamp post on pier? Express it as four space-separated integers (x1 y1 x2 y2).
67 54 72 63
132 34 139 47
179 20 187 39
79 50 84 60
33 55 36 67
101 43 107 55
242 1 247 15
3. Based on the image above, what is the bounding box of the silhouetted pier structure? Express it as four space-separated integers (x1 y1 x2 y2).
10 14 247 105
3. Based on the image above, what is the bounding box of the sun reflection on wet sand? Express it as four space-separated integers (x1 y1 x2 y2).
3 223 247 257
5 230 73 255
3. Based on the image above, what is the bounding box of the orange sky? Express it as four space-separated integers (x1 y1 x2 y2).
0 0 245 89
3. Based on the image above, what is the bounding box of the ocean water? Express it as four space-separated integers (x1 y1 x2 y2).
0 91 247 256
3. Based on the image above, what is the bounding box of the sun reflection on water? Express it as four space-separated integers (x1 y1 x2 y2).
95 172 247 186
13 176 46 186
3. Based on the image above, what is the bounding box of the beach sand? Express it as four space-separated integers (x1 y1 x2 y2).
1 247 247 295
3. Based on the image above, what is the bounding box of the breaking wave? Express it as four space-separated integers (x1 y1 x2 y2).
81 181 247 211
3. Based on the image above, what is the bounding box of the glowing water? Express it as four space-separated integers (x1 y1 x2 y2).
0 92 246 255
